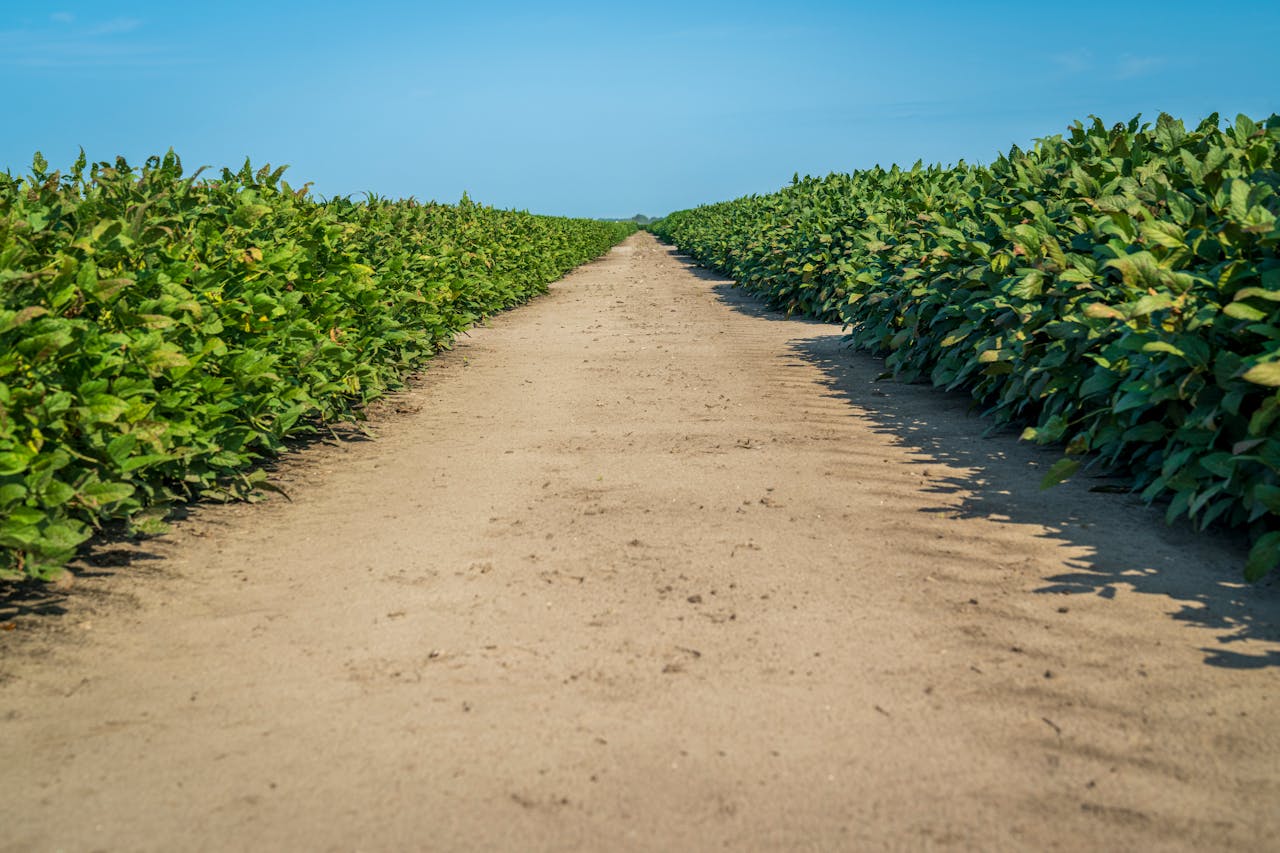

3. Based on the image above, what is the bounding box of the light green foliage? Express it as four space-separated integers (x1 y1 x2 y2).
0 152 634 579
655 113 1280 580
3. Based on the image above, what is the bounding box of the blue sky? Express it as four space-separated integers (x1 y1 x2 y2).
2 1 1278 218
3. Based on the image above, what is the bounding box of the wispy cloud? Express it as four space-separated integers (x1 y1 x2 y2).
664 23 816 43
1050 49 1094 75
1050 48 1167 81
1116 54 1165 79
0 17 181 69
87 18 143 37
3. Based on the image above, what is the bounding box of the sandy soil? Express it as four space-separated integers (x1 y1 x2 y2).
2 232 1279 851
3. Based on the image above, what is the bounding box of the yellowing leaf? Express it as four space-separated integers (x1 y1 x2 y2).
1241 362 1280 386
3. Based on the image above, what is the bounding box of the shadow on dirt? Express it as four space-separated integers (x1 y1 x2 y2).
676 248 1280 670
0 581 70 626
676 258 833 326
0 419 380 630
0 534 170 628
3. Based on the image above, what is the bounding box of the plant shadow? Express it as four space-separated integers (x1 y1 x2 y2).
679 249 1280 670
0 415 381 628
0 580 69 626
0 536 166 628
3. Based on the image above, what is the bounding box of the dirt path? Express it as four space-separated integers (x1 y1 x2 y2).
3 232 1279 851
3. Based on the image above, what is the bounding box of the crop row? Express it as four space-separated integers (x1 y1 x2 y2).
654 113 1280 579
1 151 634 580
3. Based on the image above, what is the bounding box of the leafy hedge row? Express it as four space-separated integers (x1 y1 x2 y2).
654 113 1280 579
1 151 634 580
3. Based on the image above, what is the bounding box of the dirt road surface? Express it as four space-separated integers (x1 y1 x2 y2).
3 232 1279 851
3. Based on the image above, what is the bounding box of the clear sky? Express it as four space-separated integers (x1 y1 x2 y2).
3 1 1278 218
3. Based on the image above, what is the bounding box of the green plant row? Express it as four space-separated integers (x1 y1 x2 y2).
1 151 635 580
654 113 1280 579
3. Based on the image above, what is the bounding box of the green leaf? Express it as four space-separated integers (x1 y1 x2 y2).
1224 302 1268 321
0 449 35 477
82 394 132 423
1040 458 1080 489
1130 294 1174 317
130 514 171 536
1105 252 1163 288
1142 341 1185 357
0 306 50 333
120 452 178 473
1079 371 1118 398
1140 220 1186 250
0 523 42 549
1229 179 1252 222
144 344 191 371
39 522 91 553
1245 532 1280 581
1010 269 1045 299
1123 422 1167 443
90 277 134 301
1252 484 1280 514
106 434 138 465
1114 391 1150 413
1199 453 1235 478
1031 415 1068 443
17 328 75 361
40 479 76 507
79 481 136 508
1234 287 1280 302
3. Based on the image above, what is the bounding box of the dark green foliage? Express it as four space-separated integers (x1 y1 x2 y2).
654 113 1280 579
1 151 634 579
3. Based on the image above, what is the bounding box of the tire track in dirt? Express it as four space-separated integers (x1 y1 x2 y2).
2 232 1278 851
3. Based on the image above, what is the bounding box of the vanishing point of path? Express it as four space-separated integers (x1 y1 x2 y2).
3 233 1279 851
